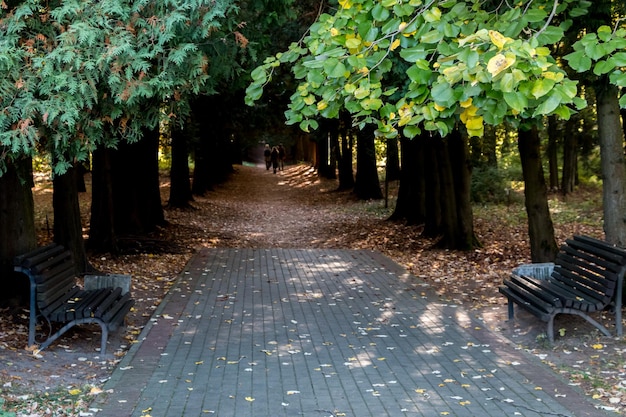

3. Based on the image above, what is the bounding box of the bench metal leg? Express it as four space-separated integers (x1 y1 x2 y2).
548 310 612 343
507 298 515 319
37 318 109 354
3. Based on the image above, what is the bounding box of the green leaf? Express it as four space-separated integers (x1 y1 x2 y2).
400 46 427 62
593 60 614 76
250 67 267 83
611 52 626 67
403 125 421 139
533 94 561 116
523 8 547 23
535 26 563 46
406 65 432 84
324 59 348 78
531 78 556 99
420 30 443 44
564 50 592 72
371 4 390 21
431 82 455 106
503 91 528 113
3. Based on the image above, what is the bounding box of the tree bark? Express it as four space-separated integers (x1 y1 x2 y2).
435 131 478 250
337 113 354 191
89 147 117 252
169 122 194 208
561 118 578 195
518 126 558 262
0 158 36 304
386 137 400 182
328 119 338 180
354 124 383 200
315 119 334 179
423 135 442 237
547 115 560 191
448 130 478 249
596 81 626 246
89 128 165 253
53 167 91 274
389 135 426 225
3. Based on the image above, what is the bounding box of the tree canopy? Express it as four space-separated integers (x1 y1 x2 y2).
245 0 626 139
0 0 239 175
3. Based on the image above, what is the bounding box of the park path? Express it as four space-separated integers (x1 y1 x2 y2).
91 244 607 416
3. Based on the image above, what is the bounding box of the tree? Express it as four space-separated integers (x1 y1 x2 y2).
246 0 589 250
354 124 383 200
518 125 559 261
0 158 36 304
565 7 626 246
0 0 240 256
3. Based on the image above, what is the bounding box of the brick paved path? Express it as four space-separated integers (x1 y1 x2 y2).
92 248 606 417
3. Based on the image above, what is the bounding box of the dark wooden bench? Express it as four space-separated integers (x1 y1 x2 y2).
13 243 135 353
499 235 626 342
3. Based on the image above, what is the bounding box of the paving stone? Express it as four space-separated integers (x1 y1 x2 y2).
92 248 608 417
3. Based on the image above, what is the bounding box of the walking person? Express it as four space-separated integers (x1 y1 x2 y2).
263 144 271 170
277 143 286 171
270 146 280 174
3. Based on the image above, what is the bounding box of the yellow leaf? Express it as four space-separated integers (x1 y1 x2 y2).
487 53 516 77
317 101 328 111
245 396 255 402
592 344 604 350
398 22 408 32
338 0 352 9
466 116 484 130
459 98 472 108
390 39 401 51
330 28 339 37
488 30 511 49
68 388 81 395
434 103 447 112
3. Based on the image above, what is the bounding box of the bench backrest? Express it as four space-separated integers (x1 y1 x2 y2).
552 235 626 305
14 244 77 313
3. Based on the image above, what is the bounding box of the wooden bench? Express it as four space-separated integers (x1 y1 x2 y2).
499 235 626 342
13 243 135 353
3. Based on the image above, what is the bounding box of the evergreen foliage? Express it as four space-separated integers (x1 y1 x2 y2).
0 0 239 175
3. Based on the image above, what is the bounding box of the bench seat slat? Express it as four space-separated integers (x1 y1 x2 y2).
507 275 562 307
499 286 552 321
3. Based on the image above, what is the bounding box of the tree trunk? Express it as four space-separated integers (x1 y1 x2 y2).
386 137 400 181
89 128 166 253
315 119 334 179
337 116 354 191
448 130 478 249
561 118 578 195
547 115 560 191
168 122 194 208
0 158 36 305
518 126 558 262
389 135 426 225
53 167 91 274
596 81 626 246
89 147 117 252
328 119 338 180
423 135 442 237
191 96 234 195
435 131 478 250
354 124 383 200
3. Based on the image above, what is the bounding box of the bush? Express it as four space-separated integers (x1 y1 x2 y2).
471 165 510 204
